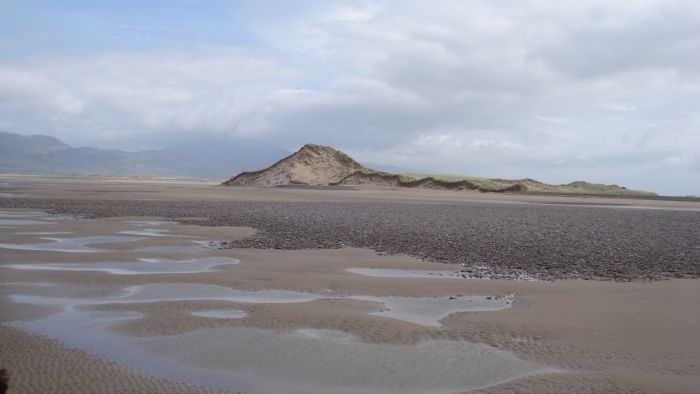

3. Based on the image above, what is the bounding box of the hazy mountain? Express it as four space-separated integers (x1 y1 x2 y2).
0 131 287 179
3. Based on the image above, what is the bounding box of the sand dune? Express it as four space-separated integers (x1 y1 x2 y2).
222 143 654 195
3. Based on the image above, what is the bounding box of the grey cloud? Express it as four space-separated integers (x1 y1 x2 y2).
533 2 700 78
0 0 699 194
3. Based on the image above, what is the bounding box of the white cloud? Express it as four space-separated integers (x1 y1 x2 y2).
603 103 637 112
0 48 300 142
0 0 699 194
535 116 569 125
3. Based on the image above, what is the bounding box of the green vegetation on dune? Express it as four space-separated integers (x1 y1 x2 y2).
399 173 656 196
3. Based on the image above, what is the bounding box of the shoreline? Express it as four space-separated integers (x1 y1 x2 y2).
1 177 699 393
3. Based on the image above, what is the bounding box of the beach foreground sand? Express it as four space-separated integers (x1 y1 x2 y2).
1 176 699 393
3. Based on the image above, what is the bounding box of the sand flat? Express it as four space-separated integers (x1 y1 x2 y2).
1 177 699 393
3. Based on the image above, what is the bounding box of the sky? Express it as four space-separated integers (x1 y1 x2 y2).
1 0 699 195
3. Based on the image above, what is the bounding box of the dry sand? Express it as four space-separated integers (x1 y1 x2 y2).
1 176 699 393
2 173 700 208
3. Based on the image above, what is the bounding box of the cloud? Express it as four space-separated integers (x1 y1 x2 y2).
0 47 300 143
0 0 699 194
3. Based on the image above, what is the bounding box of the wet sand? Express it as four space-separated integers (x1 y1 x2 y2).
1 177 699 393
2 174 700 281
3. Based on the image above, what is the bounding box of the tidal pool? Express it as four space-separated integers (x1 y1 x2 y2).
10 283 321 306
134 240 223 253
191 309 248 319
0 211 48 217
15 232 74 235
119 220 176 237
130 220 174 227
119 228 171 237
0 235 143 253
9 294 552 394
5 256 240 275
0 192 34 198
124 284 320 304
351 294 513 327
0 219 54 226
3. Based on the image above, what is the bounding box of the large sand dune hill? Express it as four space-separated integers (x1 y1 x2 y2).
223 144 369 186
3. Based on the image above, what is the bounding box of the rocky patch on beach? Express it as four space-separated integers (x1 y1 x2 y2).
3 198 698 281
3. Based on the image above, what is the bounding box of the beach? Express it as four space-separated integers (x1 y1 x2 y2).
1 175 699 393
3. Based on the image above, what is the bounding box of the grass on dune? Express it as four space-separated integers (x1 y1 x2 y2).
399 172 656 196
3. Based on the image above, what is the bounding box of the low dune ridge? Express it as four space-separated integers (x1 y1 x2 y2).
332 171 528 192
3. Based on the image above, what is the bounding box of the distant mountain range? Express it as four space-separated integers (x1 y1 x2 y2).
0 131 288 179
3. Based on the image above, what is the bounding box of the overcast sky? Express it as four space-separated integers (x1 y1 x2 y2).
1 0 699 195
